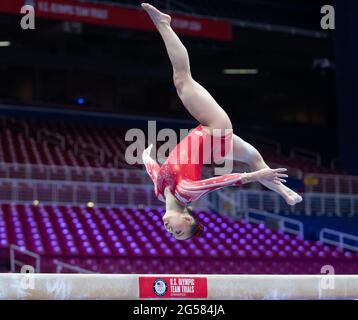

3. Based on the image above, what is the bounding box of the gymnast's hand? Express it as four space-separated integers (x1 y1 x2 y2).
256 168 288 185
243 168 288 185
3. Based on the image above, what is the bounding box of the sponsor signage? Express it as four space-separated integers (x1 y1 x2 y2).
139 276 208 298
1 0 232 41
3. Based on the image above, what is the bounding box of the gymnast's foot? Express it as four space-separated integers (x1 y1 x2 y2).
141 3 171 27
282 187 303 206
258 177 303 206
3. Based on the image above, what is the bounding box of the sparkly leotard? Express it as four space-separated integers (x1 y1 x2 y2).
143 125 243 205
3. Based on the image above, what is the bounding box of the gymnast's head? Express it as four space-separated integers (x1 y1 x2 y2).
162 206 204 240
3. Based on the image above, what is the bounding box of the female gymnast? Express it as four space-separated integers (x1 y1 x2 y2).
141 3 303 240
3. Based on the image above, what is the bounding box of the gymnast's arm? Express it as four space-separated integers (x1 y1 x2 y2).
176 168 288 202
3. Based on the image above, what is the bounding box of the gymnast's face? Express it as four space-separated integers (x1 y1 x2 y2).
162 210 193 240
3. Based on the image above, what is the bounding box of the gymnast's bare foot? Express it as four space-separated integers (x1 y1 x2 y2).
282 187 303 206
141 3 171 27
258 177 303 206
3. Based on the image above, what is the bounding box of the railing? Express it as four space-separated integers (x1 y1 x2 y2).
304 173 358 195
0 162 151 185
1 178 358 216
208 190 238 218
290 147 322 167
319 229 358 252
2 162 357 197
10 244 41 273
0 178 161 207
0 160 303 189
0 161 304 189
209 191 304 236
213 189 358 217
245 209 304 238
54 260 96 274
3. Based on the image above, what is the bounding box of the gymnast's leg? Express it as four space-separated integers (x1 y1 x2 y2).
232 135 303 206
142 3 232 132
142 4 302 206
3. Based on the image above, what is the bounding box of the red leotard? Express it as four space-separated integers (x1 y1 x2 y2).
143 125 243 205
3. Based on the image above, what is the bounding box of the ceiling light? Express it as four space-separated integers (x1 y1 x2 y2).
0 41 11 47
223 69 259 75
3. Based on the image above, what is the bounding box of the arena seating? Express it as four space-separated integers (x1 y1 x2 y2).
0 118 130 168
1 204 357 274
0 117 340 175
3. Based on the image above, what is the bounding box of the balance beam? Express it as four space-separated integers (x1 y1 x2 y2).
0 274 358 300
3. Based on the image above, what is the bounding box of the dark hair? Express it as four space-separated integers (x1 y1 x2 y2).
184 207 204 240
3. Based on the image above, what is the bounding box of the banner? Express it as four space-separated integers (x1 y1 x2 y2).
0 0 232 41
139 276 208 298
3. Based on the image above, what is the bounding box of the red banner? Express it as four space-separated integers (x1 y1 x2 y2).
139 276 208 299
0 0 232 41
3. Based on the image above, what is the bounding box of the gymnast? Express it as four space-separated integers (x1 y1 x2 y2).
141 3 303 240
